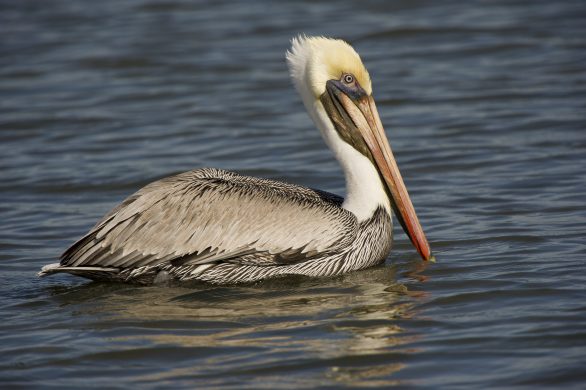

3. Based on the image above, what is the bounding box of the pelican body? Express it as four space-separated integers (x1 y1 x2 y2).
40 36 432 285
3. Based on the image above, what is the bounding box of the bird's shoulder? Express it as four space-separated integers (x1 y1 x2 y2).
160 167 344 207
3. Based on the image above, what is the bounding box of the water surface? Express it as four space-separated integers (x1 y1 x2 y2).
1 0 585 388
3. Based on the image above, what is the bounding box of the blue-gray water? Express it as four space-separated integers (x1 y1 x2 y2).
1 0 585 388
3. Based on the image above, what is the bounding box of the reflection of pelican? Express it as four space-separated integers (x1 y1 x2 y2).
56 269 417 385
40 36 432 285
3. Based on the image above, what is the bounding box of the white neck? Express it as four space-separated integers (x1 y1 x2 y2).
308 100 391 221
286 41 390 221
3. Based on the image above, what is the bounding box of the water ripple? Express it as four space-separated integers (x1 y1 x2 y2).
1 0 585 388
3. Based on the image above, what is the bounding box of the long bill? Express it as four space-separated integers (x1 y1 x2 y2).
323 81 433 261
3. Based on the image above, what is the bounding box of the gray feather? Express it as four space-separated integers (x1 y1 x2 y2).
59 168 358 272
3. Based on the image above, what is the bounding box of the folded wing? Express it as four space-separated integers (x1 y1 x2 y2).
60 168 357 270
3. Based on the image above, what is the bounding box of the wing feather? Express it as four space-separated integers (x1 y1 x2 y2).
61 168 357 269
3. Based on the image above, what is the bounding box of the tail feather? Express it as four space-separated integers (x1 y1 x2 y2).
38 263 119 277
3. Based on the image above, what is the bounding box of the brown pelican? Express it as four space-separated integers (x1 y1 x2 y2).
39 36 433 285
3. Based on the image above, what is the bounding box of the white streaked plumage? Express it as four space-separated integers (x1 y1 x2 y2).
39 36 432 285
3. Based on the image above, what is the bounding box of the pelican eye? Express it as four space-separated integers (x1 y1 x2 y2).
342 74 354 84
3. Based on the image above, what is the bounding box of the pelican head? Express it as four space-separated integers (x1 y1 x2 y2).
287 36 433 261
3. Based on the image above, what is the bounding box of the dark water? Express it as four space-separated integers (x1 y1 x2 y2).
1 0 585 388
